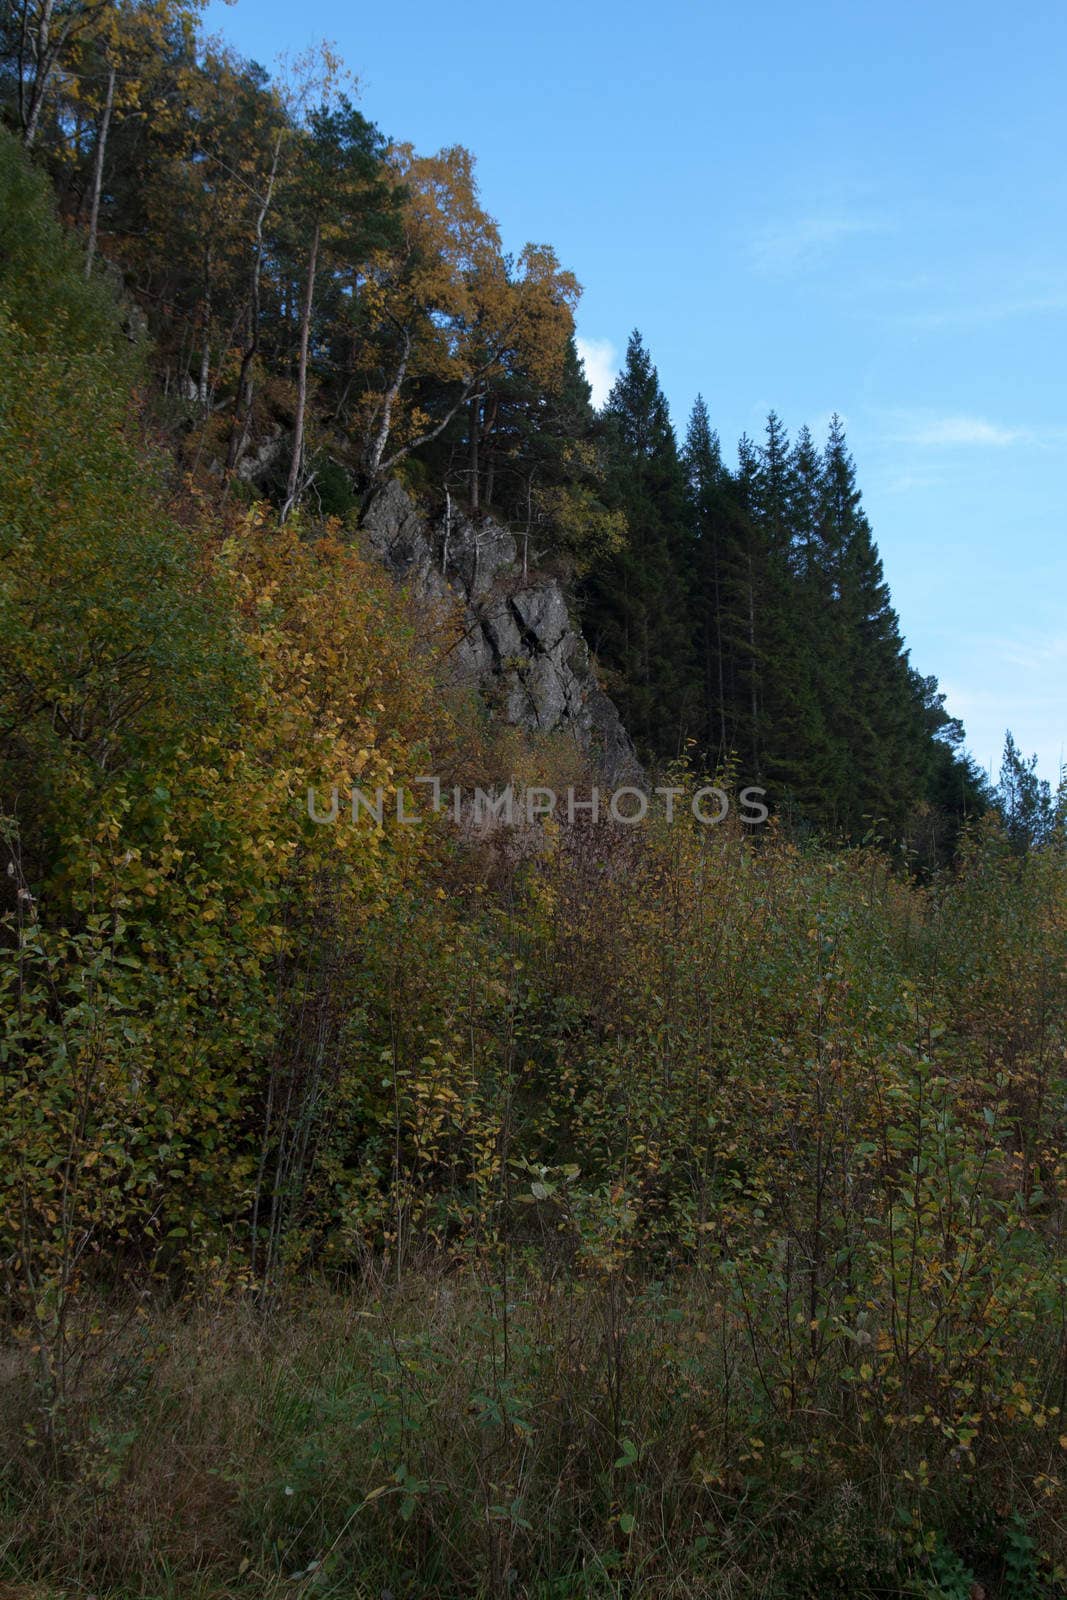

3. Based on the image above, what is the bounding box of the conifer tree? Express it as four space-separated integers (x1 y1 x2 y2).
582 331 698 758
683 395 731 763
717 433 763 775
817 416 925 836
751 413 827 811
789 424 822 582
997 731 1054 852
770 423 842 817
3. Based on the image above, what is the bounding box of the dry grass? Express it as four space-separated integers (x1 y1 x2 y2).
1 1265 1063 1599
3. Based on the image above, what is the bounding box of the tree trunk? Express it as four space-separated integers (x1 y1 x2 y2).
281 219 320 523
377 383 489 483
197 244 213 406
227 131 282 473
713 541 727 758
21 0 57 148
21 0 78 151
523 475 533 580
483 397 498 507
84 62 115 277
442 487 452 574
23 1 110 149
364 327 410 484
468 395 480 513
747 549 759 775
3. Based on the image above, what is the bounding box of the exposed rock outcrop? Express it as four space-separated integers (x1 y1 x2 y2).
235 426 287 486
362 481 639 786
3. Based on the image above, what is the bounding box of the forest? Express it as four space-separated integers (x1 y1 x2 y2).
1 4 1065 1597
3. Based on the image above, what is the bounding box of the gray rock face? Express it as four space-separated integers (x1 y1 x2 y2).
362 481 640 785
235 427 286 485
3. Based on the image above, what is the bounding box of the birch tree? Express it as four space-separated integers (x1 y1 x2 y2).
278 95 394 520
358 144 580 498
14 0 111 147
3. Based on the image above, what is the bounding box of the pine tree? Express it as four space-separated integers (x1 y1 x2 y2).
997 732 1054 852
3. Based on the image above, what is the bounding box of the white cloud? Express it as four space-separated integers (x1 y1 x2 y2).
895 414 1022 448
749 214 892 276
877 410 1067 451
575 336 618 409
994 633 1067 674
898 290 1067 332
879 470 945 496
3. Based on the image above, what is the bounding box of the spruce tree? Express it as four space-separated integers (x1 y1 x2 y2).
582 331 698 759
718 433 764 776
683 395 731 764
778 424 844 819
817 416 925 837
752 413 827 814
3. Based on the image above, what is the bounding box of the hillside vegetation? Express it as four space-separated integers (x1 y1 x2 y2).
0 0 1019 850
0 23 1065 1600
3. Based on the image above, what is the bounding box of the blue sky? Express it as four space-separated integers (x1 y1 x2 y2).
206 0 1066 782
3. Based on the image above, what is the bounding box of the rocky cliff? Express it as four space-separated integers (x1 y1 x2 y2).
361 481 639 786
